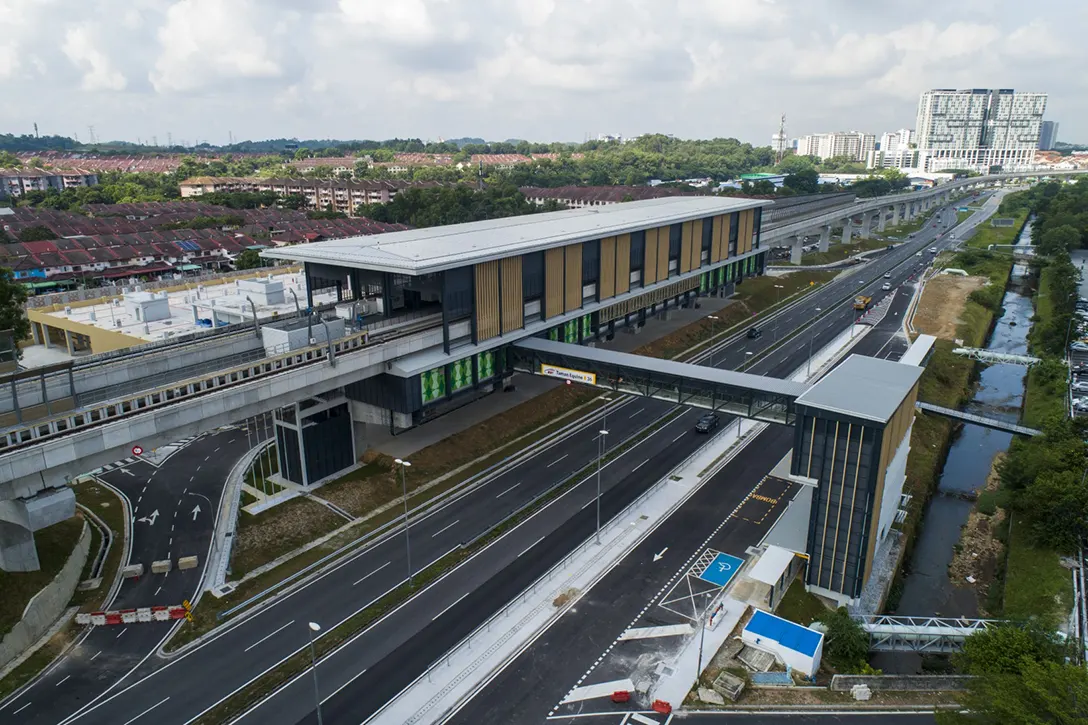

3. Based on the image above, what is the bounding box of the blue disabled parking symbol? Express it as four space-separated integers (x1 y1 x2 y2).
698 552 745 588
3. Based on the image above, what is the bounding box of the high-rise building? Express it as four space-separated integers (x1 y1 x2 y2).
915 89 1047 172
871 129 916 169
795 131 875 163
1039 121 1059 151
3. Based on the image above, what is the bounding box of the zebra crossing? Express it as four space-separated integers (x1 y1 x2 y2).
91 434 202 474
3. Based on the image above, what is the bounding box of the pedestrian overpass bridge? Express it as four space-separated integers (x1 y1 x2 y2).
856 615 999 653
915 401 1041 437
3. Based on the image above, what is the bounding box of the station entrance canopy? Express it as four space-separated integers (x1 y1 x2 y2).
509 337 806 425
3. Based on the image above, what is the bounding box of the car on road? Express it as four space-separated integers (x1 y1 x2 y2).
694 413 720 433
1072 381 1088 394
930 247 938 254
1074 398 1088 412
746 327 762 339
882 282 892 291
916 251 923 256
884 272 891 279
1072 342 1088 352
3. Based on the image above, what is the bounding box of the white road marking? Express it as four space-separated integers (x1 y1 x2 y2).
581 499 593 510
495 482 521 499
632 458 650 472
547 454 568 468
204 456 209 462
116 628 127 639
90 650 101 661
518 536 546 558
628 407 645 419
120 696 169 725
189 476 194 482
671 432 685 443
432 592 469 621
431 520 460 538
243 620 295 653
55 675 71 687
352 561 391 586
561 678 637 704
12 702 31 715
154 586 161 597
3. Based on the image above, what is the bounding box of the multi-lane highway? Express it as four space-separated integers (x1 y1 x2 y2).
3 423 264 724
2 197 984 725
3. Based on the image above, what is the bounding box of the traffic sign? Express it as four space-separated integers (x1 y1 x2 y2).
132 445 144 456
698 552 744 588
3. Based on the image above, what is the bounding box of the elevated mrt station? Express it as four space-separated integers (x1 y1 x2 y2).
264 196 769 438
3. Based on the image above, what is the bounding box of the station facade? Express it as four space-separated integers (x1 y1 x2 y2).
266 197 771 428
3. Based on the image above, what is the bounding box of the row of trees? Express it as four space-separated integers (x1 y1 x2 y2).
357 184 564 228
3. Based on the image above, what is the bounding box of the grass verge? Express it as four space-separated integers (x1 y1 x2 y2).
1003 514 1074 629
188 411 679 725
70 479 127 611
0 517 84 638
962 209 1028 250
231 497 344 579
800 238 888 267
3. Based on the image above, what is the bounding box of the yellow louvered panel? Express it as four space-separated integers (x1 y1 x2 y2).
474 261 500 341
564 243 583 312
599 237 616 300
680 221 694 274
615 233 631 294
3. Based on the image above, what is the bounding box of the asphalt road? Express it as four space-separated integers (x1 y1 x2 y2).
16 199 981 725
534 713 939 725
3 422 263 725
449 294 913 724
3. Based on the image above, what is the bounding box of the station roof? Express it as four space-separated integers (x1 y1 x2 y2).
260 196 769 275
794 354 922 424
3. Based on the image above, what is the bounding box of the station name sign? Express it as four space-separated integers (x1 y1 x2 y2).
540 364 596 386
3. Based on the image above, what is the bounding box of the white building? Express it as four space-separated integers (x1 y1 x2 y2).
795 132 875 163
915 88 1047 172
872 129 916 169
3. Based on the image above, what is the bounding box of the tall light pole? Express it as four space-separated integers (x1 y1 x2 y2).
394 458 413 585
807 308 822 377
596 429 608 544
307 621 324 725
772 285 784 341
743 350 754 372
600 397 612 441
707 315 720 366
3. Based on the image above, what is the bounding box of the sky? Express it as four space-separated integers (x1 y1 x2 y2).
1 0 1084 147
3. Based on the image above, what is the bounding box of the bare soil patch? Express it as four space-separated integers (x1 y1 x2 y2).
231 497 343 577
949 453 1006 616
914 275 987 340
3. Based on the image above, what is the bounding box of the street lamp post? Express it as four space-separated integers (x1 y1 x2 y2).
707 315 720 366
596 429 608 544
394 458 413 585
807 308 822 378
743 350 754 372
773 285 784 341
600 397 612 441
307 622 324 725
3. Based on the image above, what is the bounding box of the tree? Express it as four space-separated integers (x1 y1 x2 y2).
0 150 20 168
280 193 308 210
955 623 1067 676
18 225 56 242
818 608 870 672
234 249 264 270
938 660 1088 725
1018 468 1088 553
0 268 29 348
1038 224 1082 257
783 168 820 194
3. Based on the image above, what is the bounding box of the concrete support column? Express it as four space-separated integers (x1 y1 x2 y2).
877 210 887 233
0 521 39 571
63 329 75 356
31 322 42 345
42 324 51 348
859 215 872 239
897 203 906 224
789 236 803 265
818 224 832 253
841 220 853 245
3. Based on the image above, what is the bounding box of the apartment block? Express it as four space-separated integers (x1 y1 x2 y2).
179 177 436 216
795 132 876 163
0 168 99 199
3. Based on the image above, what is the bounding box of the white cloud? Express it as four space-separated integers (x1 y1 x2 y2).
63 27 127 91
150 0 291 93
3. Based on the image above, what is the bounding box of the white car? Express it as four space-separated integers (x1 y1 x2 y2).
882 283 892 291
929 247 938 254
916 251 923 257
1072 382 1088 394
1072 342 1088 352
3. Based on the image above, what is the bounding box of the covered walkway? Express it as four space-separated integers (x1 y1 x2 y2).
509 337 807 425
915 401 1041 436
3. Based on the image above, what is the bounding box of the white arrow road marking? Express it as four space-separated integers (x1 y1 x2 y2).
137 510 159 526
119 468 135 476
653 547 669 562
191 505 201 521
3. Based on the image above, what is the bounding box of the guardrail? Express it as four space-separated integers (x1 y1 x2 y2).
0 315 441 454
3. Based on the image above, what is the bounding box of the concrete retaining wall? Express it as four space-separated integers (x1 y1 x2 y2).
0 520 90 670
830 675 973 692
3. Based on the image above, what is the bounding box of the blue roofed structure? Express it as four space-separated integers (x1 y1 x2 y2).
742 609 825 676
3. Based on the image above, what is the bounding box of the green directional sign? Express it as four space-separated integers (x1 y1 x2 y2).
548 327 560 341
476 350 495 381
564 319 578 344
700 272 708 293
581 314 591 340
450 357 473 392
421 366 446 404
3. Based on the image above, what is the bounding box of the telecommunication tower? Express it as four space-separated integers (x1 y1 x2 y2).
773 114 788 164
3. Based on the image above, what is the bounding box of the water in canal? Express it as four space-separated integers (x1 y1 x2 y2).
891 220 1035 620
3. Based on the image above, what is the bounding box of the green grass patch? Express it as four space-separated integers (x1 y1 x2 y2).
69 479 126 612
0 517 84 639
1003 513 1073 629
231 497 343 579
1022 363 1067 429
801 238 888 266
775 579 829 626
956 210 973 224
962 209 1028 249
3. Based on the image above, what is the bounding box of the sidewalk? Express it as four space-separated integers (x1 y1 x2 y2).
366 295 734 459
367 322 872 724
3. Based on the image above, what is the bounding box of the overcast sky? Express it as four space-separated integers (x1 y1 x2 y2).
1 0 1083 147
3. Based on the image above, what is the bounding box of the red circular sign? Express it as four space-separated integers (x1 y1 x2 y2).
132 445 144 456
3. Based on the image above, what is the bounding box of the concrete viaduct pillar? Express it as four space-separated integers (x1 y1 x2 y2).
789 235 804 264
877 208 887 233
0 487 76 571
841 218 853 245
896 203 906 224
818 224 832 253
859 214 872 239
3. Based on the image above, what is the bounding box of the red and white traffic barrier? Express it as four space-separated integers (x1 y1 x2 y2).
76 604 189 626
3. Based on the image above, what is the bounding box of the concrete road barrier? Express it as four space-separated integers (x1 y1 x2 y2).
177 555 199 570
151 559 172 574
122 563 143 579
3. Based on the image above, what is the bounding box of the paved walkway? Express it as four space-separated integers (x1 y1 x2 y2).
367 295 735 459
